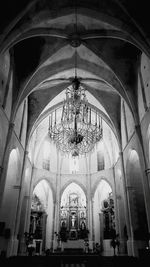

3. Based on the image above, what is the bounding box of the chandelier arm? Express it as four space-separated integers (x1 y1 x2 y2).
48 68 103 157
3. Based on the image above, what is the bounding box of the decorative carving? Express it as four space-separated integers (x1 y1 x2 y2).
101 193 116 239
59 191 87 241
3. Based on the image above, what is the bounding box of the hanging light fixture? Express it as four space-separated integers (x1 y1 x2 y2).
48 78 103 157
48 1 103 157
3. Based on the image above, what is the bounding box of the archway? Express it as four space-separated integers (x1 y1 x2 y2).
28 179 54 255
93 179 114 254
60 182 87 241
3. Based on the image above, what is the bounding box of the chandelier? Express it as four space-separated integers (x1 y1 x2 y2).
48 77 103 157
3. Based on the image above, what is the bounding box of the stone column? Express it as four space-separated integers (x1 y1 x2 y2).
86 173 90 233
125 185 139 257
24 165 34 234
7 185 21 257
13 151 29 236
112 166 120 236
19 195 30 255
115 194 125 254
112 166 126 255
91 198 95 241
53 151 61 251
53 174 61 251
144 168 150 230
51 199 56 250
86 154 93 251
135 125 150 231
119 151 134 256
10 151 31 256
0 123 15 207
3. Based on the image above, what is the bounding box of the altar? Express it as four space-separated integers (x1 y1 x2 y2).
60 190 87 241
61 239 85 253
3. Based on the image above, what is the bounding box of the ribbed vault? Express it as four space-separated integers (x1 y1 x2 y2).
0 0 149 147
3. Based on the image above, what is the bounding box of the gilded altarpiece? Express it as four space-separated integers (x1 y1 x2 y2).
60 192 88 241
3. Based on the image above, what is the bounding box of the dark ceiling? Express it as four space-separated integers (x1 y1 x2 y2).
0 0 149 143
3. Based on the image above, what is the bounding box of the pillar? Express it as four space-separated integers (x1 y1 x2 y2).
53 151 61 251
112 166 120 236
10 151 30 256
24 165 34 237
51 199 56 250
19 195 30 255
91 198 95 241
53 174 61 251
119 151 134 256
5 184 21 257
86 153 93 251
0 123 14 207
135 125 150 231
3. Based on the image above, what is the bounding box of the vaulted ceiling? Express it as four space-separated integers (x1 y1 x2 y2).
0 0 150 144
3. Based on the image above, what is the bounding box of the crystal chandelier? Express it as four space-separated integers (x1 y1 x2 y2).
48 77 103 157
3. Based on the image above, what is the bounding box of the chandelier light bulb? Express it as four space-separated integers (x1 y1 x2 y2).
48 78 103 157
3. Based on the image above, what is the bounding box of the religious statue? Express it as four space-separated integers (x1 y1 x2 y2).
71 214 76 227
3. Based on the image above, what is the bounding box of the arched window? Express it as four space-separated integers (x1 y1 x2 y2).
42 140 50 170
97 151 105 171
69 158 79 173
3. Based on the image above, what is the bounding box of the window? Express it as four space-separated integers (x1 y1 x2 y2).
69 158 79 173
97 151 105 171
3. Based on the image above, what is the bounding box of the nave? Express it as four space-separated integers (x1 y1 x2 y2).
1 0 150 262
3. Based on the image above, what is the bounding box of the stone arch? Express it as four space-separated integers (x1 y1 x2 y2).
93 179 113 244
61 181 86 206
33 177 56 204
92 176 113 199
30 179 54 251
126 149 148 241
1 4 149 56
60 182 87 239
60 180 86 199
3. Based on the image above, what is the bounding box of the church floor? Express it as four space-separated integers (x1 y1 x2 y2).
0 255 145 267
